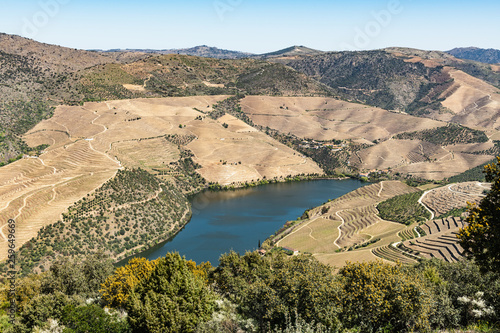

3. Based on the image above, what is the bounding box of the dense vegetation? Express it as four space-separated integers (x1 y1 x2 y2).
282 50 453 114
79 55 332 102
395 123 489 145
1 251 499 332
447 159 497 183
458 157 500 272
436 207 468 219
0 100 54 163
377 191 431 225
447 47 500 65
2 169 191 276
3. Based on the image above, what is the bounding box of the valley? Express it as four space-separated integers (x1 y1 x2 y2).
0 33 499 277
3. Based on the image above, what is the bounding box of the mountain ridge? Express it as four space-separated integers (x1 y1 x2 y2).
447 47 500 64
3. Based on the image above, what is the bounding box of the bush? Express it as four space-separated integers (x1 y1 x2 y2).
60 304 131 333
126 253 216 333
338 261 434 332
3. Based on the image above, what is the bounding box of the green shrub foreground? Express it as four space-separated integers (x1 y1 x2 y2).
1 251 499 333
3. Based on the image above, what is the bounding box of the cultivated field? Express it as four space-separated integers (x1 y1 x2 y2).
402 217 467 263
420 181 490 217
1 96 323 259
273 180 483 267
371 181 488 264
274 181 417 267
240 96 496 179
351 139 495 180
438 68 500 130
240 96 445 143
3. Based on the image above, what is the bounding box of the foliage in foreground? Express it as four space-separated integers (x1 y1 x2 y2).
1 252 499 332
126 253 216 333
458 156 500 272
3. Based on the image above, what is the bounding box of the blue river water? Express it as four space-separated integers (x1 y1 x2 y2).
136 179 363 265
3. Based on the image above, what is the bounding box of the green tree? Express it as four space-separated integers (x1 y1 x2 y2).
338 261 433 332
211 252 341 331
61 304 131 333
41 253 114 297
458 156 500 272
126 253 216 333
19 291 80 330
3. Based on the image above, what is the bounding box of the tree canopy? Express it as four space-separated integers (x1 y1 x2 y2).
458 156 500 272
126 252 216 333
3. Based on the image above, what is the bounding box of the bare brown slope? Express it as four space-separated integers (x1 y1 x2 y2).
0 96 322 260
241 96 444 143
438 68 500 130
0 33 114 72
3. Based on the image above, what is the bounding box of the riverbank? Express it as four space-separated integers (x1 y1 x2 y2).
129 178 363 265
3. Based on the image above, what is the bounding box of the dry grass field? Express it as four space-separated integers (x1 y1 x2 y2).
186 113 321 184
240 96 496 179
350 138 495 180
1 96 323 259
240 96 445 143
438 68 500 130
275 181 417 267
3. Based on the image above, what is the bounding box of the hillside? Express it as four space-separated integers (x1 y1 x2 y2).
0 95 323 268
0 33 114 72
0 34 334 164
447 47 500 64
101 45 254 59
239 96 496 179
267 180 489 267
386 47 500 88
254 45 324 59
78 54 333 101
280 50 453 115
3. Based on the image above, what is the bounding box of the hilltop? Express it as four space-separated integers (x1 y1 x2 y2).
100 45 254 59
253 45 324 59
447 47 500 64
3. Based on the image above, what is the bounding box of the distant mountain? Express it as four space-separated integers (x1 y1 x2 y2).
280 50 452 114
447 47 500 64
254 45 324 59
101 45 324 60
100 45 254 59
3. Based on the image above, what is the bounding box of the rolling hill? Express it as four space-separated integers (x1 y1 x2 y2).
1 33 500 275
100 45 254 59
447 47 500 64
253 45 324 59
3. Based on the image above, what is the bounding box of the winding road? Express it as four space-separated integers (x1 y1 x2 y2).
418 190 435 221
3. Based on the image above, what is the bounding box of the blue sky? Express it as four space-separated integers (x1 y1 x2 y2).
0 0 498 53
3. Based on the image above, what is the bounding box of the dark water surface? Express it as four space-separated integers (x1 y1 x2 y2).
138 179 363 265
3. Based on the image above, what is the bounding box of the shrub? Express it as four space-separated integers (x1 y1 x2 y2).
126 253 216 333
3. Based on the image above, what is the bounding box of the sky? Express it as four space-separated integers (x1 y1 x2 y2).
0 0 499 53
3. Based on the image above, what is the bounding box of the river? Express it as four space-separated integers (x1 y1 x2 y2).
137 179 363 265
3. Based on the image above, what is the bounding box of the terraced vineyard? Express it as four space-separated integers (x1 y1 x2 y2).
271 181 418 267
271 180 484 267
1 96 324 264
421 181 489 217
372 245 419 264
372 216 468 264
402 217 467 263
